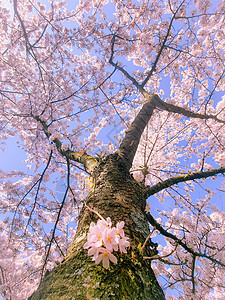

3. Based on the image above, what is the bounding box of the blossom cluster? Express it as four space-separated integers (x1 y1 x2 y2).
83 218 130 269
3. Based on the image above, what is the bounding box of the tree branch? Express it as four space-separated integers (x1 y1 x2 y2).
117 94 159 169
117 89 224 169
191 255 196 294
13 0 46 91
141 0 186 87
141 16 175 87
34 116 98 174
146 213 225 268
109 35 142 92
41 157 70 279
144 167 225 198
154 96 225 125
108 48 224 168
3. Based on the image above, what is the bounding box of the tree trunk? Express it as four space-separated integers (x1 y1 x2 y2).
29 154 165 299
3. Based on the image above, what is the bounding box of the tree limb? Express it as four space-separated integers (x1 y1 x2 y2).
141 0 186 87
117 94 158 169
109 35 142 92
144 167 225 198
146 213 225 268
153 96 225 125
13 0 46 91
34 116 98 174
191 255 196 294
41 157 70 279
141 13 176 87
117 88 225 169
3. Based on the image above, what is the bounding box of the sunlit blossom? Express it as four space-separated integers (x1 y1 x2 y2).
94 248 117 269
84 218 130 268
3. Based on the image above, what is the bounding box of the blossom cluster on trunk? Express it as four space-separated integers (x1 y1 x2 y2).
83 217 130 269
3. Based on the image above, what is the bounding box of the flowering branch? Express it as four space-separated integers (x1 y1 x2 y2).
117 94 158 169
146 213 225 268
10 150 53 239
144 167 225 198
141 1 180 87
152 96 225 125
41 157 70 278
109 35 224 170
139 227 156 254
143 244 178 261
34 115 98 174
109 35 141 92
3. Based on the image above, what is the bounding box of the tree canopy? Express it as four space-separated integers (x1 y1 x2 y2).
0 0 225 299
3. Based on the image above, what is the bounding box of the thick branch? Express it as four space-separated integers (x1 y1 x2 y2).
146 213 225 268
117 90 224 169
144 167 225 198
117 94 159 169
153 96 225 125
191 255 196 294
34 116 97 174
63 150 98 174
108 57 224 168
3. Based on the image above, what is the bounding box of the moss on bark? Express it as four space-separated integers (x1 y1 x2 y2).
29 154 165 300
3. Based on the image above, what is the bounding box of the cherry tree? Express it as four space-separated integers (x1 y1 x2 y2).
0 0 225 299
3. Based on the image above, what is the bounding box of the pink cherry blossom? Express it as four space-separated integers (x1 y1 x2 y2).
87 224 104 248
116 221 125 237
84 218 130 268
103 228 119 251
94 248 118 269
118 237 130 254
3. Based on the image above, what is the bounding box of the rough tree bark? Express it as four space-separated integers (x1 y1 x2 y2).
29 153 165 299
